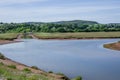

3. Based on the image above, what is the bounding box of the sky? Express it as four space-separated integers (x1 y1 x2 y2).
0 0 120 23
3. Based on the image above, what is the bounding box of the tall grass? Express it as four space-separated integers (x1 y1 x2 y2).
34 32 120 39
0 33 18 40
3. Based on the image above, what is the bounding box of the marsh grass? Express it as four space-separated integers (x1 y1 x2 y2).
0 33 18 40
35 32 120 39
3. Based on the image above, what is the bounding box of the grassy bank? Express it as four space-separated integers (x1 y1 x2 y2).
34 32 120 39
104 41 120 51
0 53 69 80
0 62 54 80
0 33 18 40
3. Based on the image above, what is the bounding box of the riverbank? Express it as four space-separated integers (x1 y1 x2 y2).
104 41 120 51
0 39 69 80
0 40 21 45
0 54 68 80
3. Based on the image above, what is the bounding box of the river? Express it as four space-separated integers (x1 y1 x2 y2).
0 39 120 80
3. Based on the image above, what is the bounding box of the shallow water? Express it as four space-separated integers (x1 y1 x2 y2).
0 39 120 80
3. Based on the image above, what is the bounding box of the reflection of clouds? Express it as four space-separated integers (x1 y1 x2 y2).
0 42 25 51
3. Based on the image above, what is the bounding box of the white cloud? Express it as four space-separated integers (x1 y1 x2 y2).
0 0 47 4
0 0 119 23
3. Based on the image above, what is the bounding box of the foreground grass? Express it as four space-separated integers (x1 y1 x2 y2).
0 62 54 80
0 33 18 40
34 32 120 39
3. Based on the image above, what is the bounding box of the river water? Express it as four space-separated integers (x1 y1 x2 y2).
0 39 120 80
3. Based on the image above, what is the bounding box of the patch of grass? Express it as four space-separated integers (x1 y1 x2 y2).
0 33 18 40
23 68 31 73
0 62 54 80
56 72 65 76
48 71 53 73
34 32 120 39
72 76 82 80
0 62 4 65
31 66 39 70
8 65 16 69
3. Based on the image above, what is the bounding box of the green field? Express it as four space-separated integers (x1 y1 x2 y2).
0 33 18 40
34 32 120 39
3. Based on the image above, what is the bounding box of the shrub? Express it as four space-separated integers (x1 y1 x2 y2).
31 66 39 70
48 71 53 73
23 68 31 73
72 76 82 80
56 72 65 76
8 65 16 69
7 77 13 80
0 53 5 60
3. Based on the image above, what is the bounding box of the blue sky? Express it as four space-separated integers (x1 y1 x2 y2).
0 0 120 23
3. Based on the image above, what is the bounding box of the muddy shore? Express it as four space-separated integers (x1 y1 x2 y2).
104 42 120 51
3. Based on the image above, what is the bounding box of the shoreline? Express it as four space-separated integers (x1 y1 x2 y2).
0 39 22 45
36 37 120 40
33 34 120 40
0 40 69 80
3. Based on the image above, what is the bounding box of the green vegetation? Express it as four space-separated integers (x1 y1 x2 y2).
0 53 5 60
56 72 65 76
34 32 120 39
31 66 39 70
0 20 120 33
0 33 18 40
48 71 53 73
23 68 31 73
0 62 54 80
7 65 16 69
71 76 82 80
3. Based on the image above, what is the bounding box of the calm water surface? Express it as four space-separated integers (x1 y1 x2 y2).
0 39 120 80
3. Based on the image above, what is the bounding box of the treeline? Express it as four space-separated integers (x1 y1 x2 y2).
0 20 120 33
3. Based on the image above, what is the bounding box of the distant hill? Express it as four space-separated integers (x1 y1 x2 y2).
23 20 99 25
50 20 98 25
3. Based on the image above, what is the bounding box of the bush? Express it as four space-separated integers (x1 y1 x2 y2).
8 65 16 69
56 72 65 76
0 53 5 60
48 71 53 73
72 76 82 80
23 68 31 73
31 66 39 70
7 77 13 80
